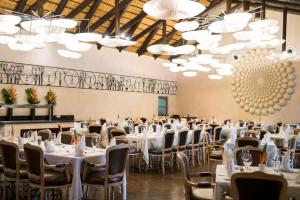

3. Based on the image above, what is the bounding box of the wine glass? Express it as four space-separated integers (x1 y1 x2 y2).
91 136 99 151
240 130 245 138
271 149 281 173
241 150 252 171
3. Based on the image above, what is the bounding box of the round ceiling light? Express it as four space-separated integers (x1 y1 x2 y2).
174 21 199 32
172 58 187 64
147 44 177 55
0 15 22 25
0 22 19 34
182 30 210 41
217 68 233 76
8 42 35 51
0 35 17 44
211 63 233 69
98 36 136 48
208 74 223 80
75 32 102 42
57 49 82 59
183 71 198 77
224 12 252 23
196 34 222 44
174 44 195 54
248 19 278 30
66 41 92 52
143 0 205 20
208 18 249 33
162 63 178 67
188 54 214 64
56 33 78 44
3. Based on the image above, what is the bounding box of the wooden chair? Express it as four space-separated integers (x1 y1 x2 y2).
233 146 263 166
38 129 51 141
148 130 175 174
177 153 214 200
100 118 107 126
229 171 287 200
110 129 126 141
0 140 28 200
213 126 226 145
123 126 131 135
163 123 172 130
23 143 70 200
83 144 129 200
173 129 189 153
203 132 223 169
61 131 73 145
88 125 102 134
236 137 259 148
186 129 202 166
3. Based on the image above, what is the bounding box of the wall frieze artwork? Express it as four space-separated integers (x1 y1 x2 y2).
0 61 177 95
232 49 296 116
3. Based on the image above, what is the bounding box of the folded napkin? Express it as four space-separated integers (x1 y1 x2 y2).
224 149 235 177
109 137 116 147
18 136 24 149
75 138 85 156
30 131 38 142
102 123 107 133
281 150 292 172
56 132 62 144
262 132 271 144
44 140 55 153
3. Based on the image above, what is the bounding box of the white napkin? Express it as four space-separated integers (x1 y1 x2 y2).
44 140 55 153
149 125 154 133
75 138 85 156
231 128 237 143
281 150 292 172
262 132 271 144
284 132 290 148
56 132 62 144
102 123 107 133
30 131 38 142
18 136 24 149
109 137 116 147
135 126 138 134
224 149 235 177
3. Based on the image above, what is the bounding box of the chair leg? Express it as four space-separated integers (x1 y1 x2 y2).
15 180 19 200
162 156 165 175
197 149 201 166
2 179 6 200
104 185 109 200
192 150 195 167
40 188 45 200
27 185 31 200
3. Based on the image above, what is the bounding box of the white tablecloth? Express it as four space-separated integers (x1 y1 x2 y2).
223 139 277 167
20 143 126 200
213 165 300 200
127 130 193 164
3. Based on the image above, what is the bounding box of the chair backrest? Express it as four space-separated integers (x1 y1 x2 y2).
110 129 126 138
259 130 267 140
24 143 44 182
150 124 158 132
140 117 147 123
289 136 297 150
123 126 131 135
38 129 51 141
0 140 19 174
192 129 201 145
205 126 212 136
85 133 100 147
163 130 175 152
137 124 146 133
234 146 263 166
177 153 191 181
231 171 287 200
100 118 107 126
214 126 223 141
105 144 129 179
203 131 211 146
88 125 102 134
107 126 117 141
187 121 194 130
177 129 188 150
294 128 300 135
236 137 259 148
61 131 73 144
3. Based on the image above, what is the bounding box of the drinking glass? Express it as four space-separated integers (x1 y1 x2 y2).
37 136 42 146
91 136 99 151
50 132 56 142
241 150 252 171
240 130 245 138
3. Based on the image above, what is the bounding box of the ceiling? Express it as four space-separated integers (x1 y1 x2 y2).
0 0 300 60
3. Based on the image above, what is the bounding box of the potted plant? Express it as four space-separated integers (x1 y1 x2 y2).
25 87 40 104
259 143 267 171
45 89 57 105
1 85 17 104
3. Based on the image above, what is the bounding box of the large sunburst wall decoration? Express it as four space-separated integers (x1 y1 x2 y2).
232 48 296 116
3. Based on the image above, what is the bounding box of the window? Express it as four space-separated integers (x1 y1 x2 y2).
158 96 168 116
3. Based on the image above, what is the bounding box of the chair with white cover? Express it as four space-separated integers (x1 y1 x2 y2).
233 146 263 166
38 129 51 141
148 130 175 174
186 128 202 166
177 153 214 200
236 137 259 148
61 131 73 145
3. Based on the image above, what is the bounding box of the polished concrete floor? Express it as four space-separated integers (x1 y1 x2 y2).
87 162 212 200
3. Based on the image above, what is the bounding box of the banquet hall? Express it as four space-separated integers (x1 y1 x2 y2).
0 0 299 199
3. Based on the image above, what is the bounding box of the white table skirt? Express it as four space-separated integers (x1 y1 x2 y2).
223 139 277 167
213 165 300 200
127 130 193 164
20 143 126 200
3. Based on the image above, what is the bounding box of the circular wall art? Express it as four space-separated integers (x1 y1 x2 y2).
232 48 296 116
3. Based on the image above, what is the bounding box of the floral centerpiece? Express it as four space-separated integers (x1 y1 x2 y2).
1 85 17 104
25 87 40 104
71 129 82 144
45 89 57 105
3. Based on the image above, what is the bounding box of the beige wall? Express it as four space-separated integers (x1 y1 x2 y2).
0 44 176 121
176 10 300 124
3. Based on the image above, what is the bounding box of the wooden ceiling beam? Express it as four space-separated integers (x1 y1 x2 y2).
137 22 163 56
15 0 27 12
54 0 68 15
152 28 177 59
25 0 47 14
66 0 94 18
117 21 141 52
132 20 163 41
89 0 131 32
77 0 102 32
118 11 147 34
